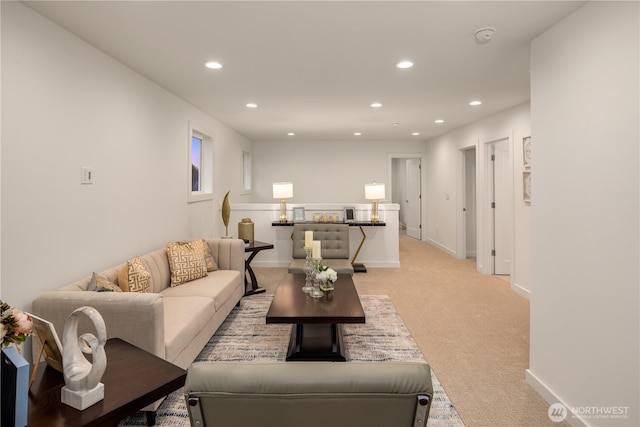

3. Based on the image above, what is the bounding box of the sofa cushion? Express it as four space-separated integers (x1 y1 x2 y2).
160 270 242 311
118 256 151 293
162 296 215 363
166 241 208 286
88 272 122 293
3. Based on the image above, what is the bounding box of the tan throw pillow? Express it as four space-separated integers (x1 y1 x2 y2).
166 241 208 287
118 256 151 293
88 272 123 293
199 239 218 272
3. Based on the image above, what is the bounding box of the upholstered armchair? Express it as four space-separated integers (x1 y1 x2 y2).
288 223 354 275
184 361 433 427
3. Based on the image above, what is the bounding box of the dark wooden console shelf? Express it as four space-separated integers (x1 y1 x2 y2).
271 221 386 227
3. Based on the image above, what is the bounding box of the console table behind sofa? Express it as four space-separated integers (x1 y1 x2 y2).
227 203 400 269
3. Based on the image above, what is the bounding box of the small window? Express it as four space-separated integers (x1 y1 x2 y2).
188 122 213 203
242 150 252 194
192 136 202 192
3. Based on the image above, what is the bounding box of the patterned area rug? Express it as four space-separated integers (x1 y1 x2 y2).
119 295 464 427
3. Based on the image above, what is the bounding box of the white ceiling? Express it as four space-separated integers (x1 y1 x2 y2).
23 1 585 142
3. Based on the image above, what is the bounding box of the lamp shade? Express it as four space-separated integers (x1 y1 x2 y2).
365 183 385 200
273 182 293 199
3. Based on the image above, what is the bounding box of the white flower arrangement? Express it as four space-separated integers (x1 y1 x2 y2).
317 266 338 284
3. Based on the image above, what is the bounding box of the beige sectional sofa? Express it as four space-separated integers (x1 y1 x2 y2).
32 237 245 376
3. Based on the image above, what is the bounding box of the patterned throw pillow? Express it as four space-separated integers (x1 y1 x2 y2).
118 256 151 293
166 241 208 287
199 239 218 272
88 272 123 293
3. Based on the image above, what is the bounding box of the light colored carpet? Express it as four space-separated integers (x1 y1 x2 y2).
120 294 464 426
252 234 567 427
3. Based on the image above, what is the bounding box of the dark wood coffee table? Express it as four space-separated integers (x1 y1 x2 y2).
266 273 365 361
28 338 186 427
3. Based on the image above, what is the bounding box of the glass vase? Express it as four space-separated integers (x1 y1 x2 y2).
302 248 313 293
309 259 324 298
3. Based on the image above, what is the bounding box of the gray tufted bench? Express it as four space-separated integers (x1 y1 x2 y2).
288 223 354 275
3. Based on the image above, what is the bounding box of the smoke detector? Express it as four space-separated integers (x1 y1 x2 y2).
474 26 496 44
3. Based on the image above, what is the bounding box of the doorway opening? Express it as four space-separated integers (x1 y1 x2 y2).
391 156 422 240
457 146 477 259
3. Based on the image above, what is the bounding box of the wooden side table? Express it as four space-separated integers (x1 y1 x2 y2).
28 338 186 427
244 240 274 296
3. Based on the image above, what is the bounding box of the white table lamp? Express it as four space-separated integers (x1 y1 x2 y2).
273 182 293 223
365 182 385 223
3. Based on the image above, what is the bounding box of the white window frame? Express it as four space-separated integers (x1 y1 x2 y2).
188 121 214 203
241 150 252 195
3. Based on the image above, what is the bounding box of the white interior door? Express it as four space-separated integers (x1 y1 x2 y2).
405 158 422 240
492 139 512 274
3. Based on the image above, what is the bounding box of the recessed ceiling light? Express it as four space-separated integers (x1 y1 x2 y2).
371 102 383 108
287 132 295 136
397 61 414 69
246 103 258 108
435 119 445 124
412 132 420 136
469 100 482 106
354 132 362 136
205 61 223 69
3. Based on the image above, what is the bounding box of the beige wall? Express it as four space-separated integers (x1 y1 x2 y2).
424 103 531 294
1 2 251 312
529 2 639 425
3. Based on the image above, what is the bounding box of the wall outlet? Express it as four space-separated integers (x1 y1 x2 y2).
81 167 93 185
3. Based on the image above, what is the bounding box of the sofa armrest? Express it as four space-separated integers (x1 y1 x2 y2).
205 239 245 274
32 291 165 360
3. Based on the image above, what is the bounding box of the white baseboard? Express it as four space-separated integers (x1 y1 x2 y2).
425 238 457 257
363 261 401 268
511 282 530 299
525 369 589 427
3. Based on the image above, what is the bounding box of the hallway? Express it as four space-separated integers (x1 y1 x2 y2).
254 234 565 426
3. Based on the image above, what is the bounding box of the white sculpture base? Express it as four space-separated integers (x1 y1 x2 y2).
61 382 104 410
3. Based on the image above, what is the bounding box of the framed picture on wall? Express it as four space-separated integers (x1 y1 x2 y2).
293 207 305 222
523 171 531 204
523 136 532 169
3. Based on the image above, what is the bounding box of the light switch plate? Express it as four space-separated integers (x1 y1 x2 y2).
81 167 93 185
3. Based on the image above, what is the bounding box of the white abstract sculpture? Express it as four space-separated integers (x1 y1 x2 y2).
60 306 107 410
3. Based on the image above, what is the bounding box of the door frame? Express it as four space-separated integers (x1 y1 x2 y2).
388 153 426 240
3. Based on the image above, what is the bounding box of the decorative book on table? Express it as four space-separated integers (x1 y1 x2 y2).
1 346 29 427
